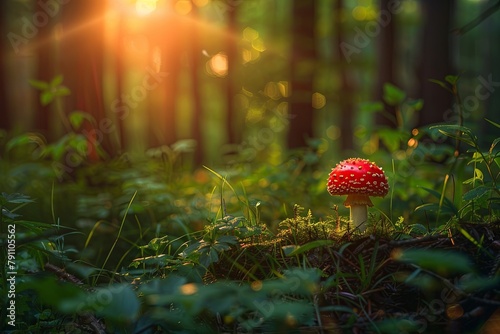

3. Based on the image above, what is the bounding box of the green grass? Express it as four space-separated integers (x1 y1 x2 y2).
1 79 499 333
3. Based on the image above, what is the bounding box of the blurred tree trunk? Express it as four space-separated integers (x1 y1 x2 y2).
34 1 55 140
416 0 454 127
190 7 203 165
60 0 110 160
0 5 9 130
288 0 316 149
154 15 181 148
335 0 354 151
226 5 238 146
374 0 396 129
480 4 500 148
114 14 126 152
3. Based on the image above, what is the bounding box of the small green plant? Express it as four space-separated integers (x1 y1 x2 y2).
277 204 337 245
428 122 500 223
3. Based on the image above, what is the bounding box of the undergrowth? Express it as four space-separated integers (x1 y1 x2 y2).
0 77 499 333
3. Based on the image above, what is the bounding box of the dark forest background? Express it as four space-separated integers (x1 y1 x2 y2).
1 0 499 167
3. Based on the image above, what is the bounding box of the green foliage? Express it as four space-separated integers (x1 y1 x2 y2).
277 205 338 245
29 75 70 106
427 122 500 222
2 75 500 332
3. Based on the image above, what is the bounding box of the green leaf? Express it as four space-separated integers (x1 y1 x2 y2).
489 137 500 153
28 79 49 90
50 75 64 87
463 186 491 201
19 277 86 313
383 83 406 106
54 86 71 97
1 208 20 219
415 186 458 216
378 128 405 152
393 248 473 275
445 75 459 85
406 99 424 111
172 139 196 152
485 118 500 129
69 111 86 129
93 284 140 322
463 168 484 184
359 101 384 113
216 235 238 245
6 133 44 151
458 275 500 293
1 192 35 204
282 245 298 256
429 79 452 93
285 240 334 256
429 124 476 147
40 91 54 106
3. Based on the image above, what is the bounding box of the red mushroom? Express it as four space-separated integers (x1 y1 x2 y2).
327 158 389 232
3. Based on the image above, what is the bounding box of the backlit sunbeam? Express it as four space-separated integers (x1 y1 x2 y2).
136 0 158 16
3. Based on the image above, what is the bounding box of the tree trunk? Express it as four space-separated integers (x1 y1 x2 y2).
335 0 355 151
34 1 55 140
190 6 203 165
288 0 316 149
114 14 126 152
0 4 9 131
416 0 454 127
480 3 500 148
60 0 110 160
226 5 238 146
150 10 182 148
374 0 396 129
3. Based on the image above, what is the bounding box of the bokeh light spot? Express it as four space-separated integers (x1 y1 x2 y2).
180 283 198 295
326 126 340 140
175 0 192 15
207 52 228 77
312 92 326 109
243 27 259 41
352 6 367 20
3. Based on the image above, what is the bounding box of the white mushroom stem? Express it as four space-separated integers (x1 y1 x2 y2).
349 205 368 232
344 194 373 232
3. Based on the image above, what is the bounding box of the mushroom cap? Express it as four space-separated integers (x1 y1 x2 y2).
327 158 389 198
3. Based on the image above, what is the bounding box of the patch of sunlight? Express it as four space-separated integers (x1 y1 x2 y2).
135 0 158 16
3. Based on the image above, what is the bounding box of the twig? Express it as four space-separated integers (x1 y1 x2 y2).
452 0 500 35
45 263 106 334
